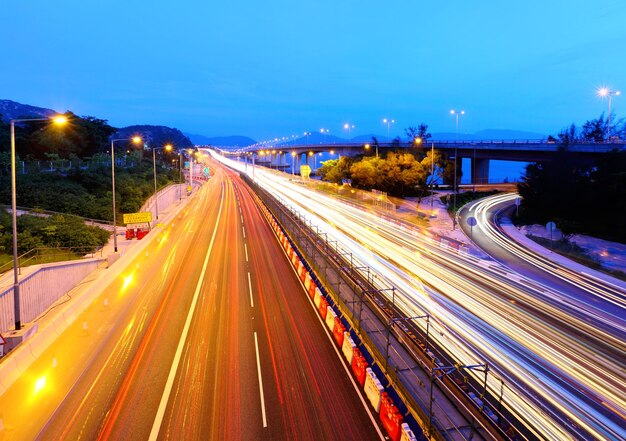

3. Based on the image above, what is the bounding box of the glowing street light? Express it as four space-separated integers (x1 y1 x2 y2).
320 128 329 144
152 144 173 220
383 118 395 142
450 109 465 229
343 123 355 140
110 136 143 253
598 87 621 140
10 115 67 330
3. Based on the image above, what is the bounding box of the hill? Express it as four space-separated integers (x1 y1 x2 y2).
115 125 193 149
0 99 58 121
185 133 256 147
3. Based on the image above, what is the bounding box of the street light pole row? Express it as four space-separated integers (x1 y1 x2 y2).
10 116 68 330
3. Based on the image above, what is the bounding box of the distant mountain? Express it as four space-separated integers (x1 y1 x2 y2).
0 99 58 122
115 125 193 149
185 133 257 147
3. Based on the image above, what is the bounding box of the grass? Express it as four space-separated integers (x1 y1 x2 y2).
527 235 626 282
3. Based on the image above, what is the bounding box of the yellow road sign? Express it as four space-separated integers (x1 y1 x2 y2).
123 212 152 224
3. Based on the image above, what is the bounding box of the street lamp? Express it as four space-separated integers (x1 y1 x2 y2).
598 87 621 141
152 144 173 220
383 118 395 142
10 115 67 330
450 109 465 229
291 151 297 175
320 128 329 144
343 123 354 140
110 136 143 253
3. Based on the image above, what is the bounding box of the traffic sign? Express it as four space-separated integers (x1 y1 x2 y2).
546 221 557 232
123 212 153 225
467 216 477 227
515 197 521 206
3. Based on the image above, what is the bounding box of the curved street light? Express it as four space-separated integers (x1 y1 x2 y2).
598 87 621 140
450 109 465 229
110 136 142 253
10 115 68 330
383 118 395 142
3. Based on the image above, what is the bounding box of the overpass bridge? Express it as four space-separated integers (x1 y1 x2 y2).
215 140 625 184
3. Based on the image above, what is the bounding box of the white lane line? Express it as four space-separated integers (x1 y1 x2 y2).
245 243 249 262
242 226 246 239
254 331 268 428
241 215 244 224
248 272 254 308
149 185 225 441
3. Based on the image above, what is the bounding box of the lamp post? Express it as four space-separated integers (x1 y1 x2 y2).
343 123 354 140
111 136 142 253
291 151 296 175
320 128 329 144
152 144 173 220
10 115 67 330
598 87 621 141
450 109 465 229
383 118 395 142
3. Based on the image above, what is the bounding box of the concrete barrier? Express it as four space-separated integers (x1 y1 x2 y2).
333 320 345 347
318 297 328 320
314 288 322 309
351 348 368 386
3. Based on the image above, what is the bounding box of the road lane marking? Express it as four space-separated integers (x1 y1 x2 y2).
148 184 225 441
242 225 246 239
248 272 254 307
245 243 249 262
254 331 268 428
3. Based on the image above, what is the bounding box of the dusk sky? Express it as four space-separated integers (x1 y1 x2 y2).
2 1 625 141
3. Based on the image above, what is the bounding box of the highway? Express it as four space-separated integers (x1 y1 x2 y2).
0 162 382 440
215 153 626 441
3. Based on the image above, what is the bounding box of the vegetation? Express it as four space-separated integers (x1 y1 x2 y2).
318 123 455 201
440 190 501 213
0 210 110 255
0 108 190 264
517 115 626 243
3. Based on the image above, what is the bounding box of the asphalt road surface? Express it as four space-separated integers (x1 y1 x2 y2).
0 162 382 440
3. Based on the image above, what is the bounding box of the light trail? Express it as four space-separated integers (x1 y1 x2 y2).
212 151 626 441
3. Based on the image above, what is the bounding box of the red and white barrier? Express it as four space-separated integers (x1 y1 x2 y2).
364 367 384 412
304 273 313 291
318 297 328 320
314 288 322 309
333 319 345 347
342 332 355 363
400 423 418 441
380 392 404 441
325 306 337 331
351 348 368 386
308 282 318 299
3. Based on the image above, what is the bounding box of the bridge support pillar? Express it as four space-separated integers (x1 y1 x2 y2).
471 158 490 185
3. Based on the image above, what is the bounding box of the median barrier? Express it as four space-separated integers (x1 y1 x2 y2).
304 273 313 292
325 306 336 331
333 320 345 347
380 392 404 441
342 332 355 363
351 348 368 386
400 423 418 441
318 297 328 320
308 282 318 299
314 288 322 309
364 367 384 412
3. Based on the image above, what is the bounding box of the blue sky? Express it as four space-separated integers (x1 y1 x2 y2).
2 1 625 141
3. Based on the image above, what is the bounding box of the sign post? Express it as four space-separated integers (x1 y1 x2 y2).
546 221 557 248
467 216 477 238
